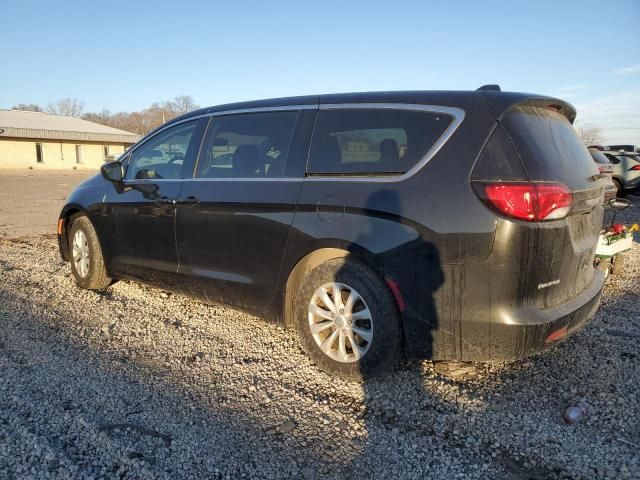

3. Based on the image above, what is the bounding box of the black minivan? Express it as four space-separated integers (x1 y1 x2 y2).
58 88 607 379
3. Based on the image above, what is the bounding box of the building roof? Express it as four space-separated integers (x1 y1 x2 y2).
0 109 140 144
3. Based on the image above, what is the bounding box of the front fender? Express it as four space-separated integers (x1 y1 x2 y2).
57 176 108 261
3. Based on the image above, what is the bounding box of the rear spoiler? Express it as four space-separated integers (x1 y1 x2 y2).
480 91 577 124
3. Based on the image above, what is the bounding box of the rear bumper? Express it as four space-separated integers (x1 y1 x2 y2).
623 177 640 192
482 269 605 361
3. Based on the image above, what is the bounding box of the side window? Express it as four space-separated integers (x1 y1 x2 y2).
127 121 200 180
195 111 299 179
307 109 453 175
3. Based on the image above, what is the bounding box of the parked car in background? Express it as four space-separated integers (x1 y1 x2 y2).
607 144 638 153
604 149 640 197
587 147 617 202
57 88 608 379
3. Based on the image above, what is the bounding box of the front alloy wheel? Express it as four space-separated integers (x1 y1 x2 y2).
72 229 90 278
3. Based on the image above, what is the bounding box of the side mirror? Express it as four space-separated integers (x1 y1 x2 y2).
101 161 124 183
608 197 631 210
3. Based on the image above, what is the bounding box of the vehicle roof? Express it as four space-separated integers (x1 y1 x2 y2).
166 89 575 126
605 150 640 156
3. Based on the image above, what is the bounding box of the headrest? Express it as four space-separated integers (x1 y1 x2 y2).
379 138 399 163
324 136 342 166
233 144 261 176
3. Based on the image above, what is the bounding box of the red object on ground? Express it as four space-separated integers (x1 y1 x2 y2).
612 224 626 234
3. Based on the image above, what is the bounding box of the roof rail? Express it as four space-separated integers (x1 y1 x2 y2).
476 84 501 92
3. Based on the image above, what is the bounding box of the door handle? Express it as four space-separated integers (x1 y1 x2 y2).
153 197 176 206
176 196 201 206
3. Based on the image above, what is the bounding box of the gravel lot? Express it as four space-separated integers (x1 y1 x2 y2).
0 173 638 479
0 169 95 237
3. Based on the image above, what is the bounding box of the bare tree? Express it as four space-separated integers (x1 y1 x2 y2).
79 95 201 135
11 103 43 112
577 125 603 146
82 109 112 124
46 98 85 117
169 95 199 114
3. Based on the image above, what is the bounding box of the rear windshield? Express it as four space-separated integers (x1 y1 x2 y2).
307 109 453 175
502 106 598 190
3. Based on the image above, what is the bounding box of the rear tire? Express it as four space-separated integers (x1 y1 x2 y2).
68 215 111 290
613 179 624 198
611 253 625 276
294 258 402 380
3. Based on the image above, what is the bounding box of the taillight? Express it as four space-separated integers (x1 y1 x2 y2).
473 182 573 222
630 165 640 171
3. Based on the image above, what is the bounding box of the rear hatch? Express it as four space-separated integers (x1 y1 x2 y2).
476 104 606 309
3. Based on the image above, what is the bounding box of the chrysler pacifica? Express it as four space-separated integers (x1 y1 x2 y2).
58 88 607 379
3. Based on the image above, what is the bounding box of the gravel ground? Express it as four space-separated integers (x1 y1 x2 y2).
0 203 638 479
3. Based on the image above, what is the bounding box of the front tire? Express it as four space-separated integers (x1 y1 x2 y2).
294 258 402 380
68 215 111 290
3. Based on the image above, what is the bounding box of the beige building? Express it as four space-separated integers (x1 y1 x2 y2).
0 109 140 169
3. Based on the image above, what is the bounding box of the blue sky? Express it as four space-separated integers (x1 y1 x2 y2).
1 0 639 143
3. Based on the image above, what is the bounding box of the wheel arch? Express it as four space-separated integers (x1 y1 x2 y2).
282 246 397 329
612 175 625 186
58 205 96 262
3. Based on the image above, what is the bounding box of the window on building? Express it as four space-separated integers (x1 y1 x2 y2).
35 143 44 163
307 109 453 175
195 111 299 179
75 145 83 164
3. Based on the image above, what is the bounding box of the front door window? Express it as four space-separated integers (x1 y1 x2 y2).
127 121 199 180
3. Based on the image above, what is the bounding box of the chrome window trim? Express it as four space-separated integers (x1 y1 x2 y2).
126 105 318 159
306 103 465 183
123 177 304 184
183 177 304 183
209 104 318 116
124 102 465 183
122 178 184 184
125 105 316 180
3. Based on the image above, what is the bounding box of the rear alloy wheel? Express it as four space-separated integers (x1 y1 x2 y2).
295 258 402 380
68 215 111 290
308 282 373 363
